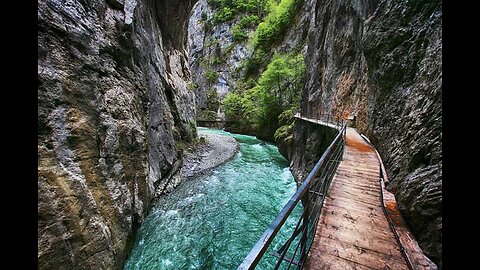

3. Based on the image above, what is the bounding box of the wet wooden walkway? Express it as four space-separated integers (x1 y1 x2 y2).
305 128 409 270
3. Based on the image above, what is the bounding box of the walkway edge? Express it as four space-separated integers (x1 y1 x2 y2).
364 135 438 270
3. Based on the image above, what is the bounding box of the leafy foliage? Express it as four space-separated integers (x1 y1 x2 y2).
205 69 219 84
252 0 297 49
200 12 208 22
223 53 305 131
222 92 244 121
208 0 268 15
231 14 261 42
232 25 249 41
205 88 220 111
244 0 300 76
208 0 268 25
274 109 295 142
239 15 261 29
213 7 234 23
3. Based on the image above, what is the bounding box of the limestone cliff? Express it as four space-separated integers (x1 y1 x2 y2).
290 0 442 266
38 0 196 269
188 0 252 121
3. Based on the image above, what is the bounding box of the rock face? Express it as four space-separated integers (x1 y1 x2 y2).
289 121 338 182
187 0 253 120
38 0 196 269
290 0 442 267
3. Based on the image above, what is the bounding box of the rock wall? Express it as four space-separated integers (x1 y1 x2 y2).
38 0 196 269
290 120 338 182
188 0 250 118
291 0 442 266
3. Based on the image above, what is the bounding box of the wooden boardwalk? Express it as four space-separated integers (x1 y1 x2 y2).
305 128 409 270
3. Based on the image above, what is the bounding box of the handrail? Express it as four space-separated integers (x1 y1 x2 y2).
237 115 346 270
369 141 414 270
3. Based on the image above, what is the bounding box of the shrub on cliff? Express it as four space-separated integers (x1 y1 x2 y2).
223 52 305 132
252 0 297 49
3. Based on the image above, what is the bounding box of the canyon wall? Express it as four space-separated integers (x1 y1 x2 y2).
37 0 442 268
291 0 442 266
38 0 196 269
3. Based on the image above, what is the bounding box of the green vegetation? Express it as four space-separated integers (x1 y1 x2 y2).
245 0 300 75
193 0 303 142
200 12 208 22
223 92 243 120
212 55 224 65
232 25 249 41
224 44 234 54
232 14 262 42
252 0 297 49
223 52 305 133
206 0 269 45
205 69 219 84
176 120 198 150
274 109 295 142
209 0 263 23
208 0 268 16
239 15 261 28
203 19 213 32
187 81 199 91
213 7 234 23
205 36 219 48
205 88 220 111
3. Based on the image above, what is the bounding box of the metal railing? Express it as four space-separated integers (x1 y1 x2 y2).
237 115 347 270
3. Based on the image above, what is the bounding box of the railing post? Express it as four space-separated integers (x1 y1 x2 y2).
299 212 309 266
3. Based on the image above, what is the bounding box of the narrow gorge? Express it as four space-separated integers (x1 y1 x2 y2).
38 0 197 268
38 0 442 269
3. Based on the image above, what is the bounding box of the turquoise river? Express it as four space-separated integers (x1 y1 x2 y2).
124 128 302 269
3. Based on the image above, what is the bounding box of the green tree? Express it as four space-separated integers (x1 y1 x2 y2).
223 92 243 120
205 69 219 84
223 52 305 131
252 0 297 49
232 25 249 41
205 88 220 111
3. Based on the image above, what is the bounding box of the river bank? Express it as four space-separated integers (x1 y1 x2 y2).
124 128 298 269
156 129 240 195
181 130 240 178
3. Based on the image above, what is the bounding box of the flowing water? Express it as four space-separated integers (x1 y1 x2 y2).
124 128 302 270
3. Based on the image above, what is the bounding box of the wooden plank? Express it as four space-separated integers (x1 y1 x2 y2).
326 188 380 204
326 195 379 208
293 118 434 269
327 191 379 206
316 227 402 258
315 237 408 270
338 164 375 170
306 252 376 270
338 162 379 170
329 180 380 195
330 180 380 193
317 215 398 245
330 182 379 195
331 177 379 190
306 128 410 270
335 174 378 182
323 198 383 216
320 204 392 230
335 170 380 181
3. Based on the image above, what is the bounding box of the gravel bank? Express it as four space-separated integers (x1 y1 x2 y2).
181 132 239 178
